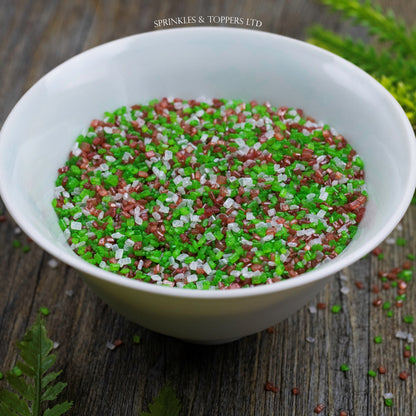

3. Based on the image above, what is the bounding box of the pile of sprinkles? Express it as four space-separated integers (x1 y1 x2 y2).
52 97 367 289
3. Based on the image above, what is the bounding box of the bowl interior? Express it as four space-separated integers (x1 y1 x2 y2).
1 27 415 293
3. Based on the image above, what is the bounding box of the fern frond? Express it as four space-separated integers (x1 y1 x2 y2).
317 0 416 57
0 317 72 416
308 25 416 87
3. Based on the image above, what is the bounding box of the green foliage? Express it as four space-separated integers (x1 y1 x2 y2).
0 316 72 416
308 0 416 127
316 0 416 56
140 385 181 416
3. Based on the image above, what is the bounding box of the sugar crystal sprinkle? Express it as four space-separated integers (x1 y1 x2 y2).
52 98 367 290
47 258 59 268
106 342 116 351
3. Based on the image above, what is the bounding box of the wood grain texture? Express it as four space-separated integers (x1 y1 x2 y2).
0 0 415 415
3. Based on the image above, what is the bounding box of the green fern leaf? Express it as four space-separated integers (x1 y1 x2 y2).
43 401 73 416
0 316 72 416
140 385 181 416
317 0 416 57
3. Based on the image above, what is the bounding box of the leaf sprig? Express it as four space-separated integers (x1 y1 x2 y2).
140 385 180 416
308 0 416 127
0 316 72 416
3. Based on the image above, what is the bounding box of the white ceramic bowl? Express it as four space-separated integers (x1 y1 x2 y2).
1 28 415 344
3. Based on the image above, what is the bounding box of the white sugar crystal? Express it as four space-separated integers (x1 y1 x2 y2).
106 342 116 350
320 192 328 201
177 253 188 261
118 257 131 266
246 212 255 220
111 232 123 239
317 209 326 219
189 261 198 270
206 232 215 241
172 220 184 228
203 264 212 274
160 205 170 214
152 212 161 220
240 177 253 187
306 336 315 343
115 249 124 259
306 193 315 201
150 274 161 282
340 286 350 295
54 186 65 198
48 258 59 268
228 223 240 232
224 198 234 208
164 150 173 160
383 393 394 400
340 272 348 281
196 281 205 290
187 274 198 283
396 331 408 340
407 333 414 343
182 178 192 187
173 176 183 185
122 152 132 161
72 143 82 157
308 305 317 314
124 239 134 248
235 137 245 147
70 221 82 230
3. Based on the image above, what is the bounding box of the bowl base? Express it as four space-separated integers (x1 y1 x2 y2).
179 336 242 345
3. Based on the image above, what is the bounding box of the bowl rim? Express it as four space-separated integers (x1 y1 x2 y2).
1 26 416 299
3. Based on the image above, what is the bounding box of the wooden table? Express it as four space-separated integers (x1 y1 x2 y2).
1 1 415 414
